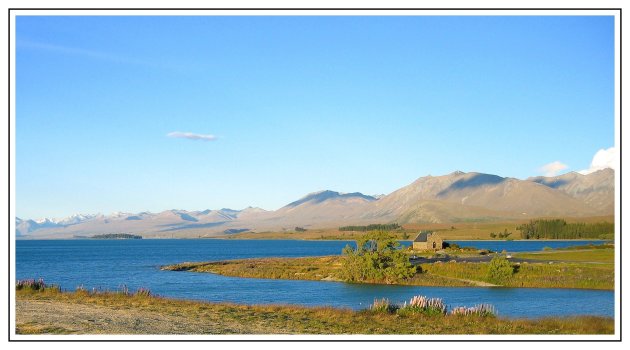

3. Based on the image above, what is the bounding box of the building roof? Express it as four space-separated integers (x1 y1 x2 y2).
414 232 431 242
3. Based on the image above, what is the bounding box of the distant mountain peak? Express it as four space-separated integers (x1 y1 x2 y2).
284 190 376 208
241 206 267 212
436 173 506 197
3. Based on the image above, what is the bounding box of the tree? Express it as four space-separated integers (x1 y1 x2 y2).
486 256 514 284
340 231 416 284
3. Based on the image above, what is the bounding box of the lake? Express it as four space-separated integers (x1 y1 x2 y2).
15 239 614 319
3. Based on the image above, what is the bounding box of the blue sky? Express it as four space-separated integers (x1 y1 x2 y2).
15 15 616 219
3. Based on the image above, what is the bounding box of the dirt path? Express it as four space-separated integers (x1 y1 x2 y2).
16 299 283 334
431 275 498 287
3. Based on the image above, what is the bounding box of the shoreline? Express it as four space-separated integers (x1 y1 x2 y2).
16 237 613 242
162 248 614 291
15 287 614 335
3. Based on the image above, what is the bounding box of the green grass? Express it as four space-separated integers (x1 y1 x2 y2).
15 283 614 335
422 260 613 290
514 247 614 264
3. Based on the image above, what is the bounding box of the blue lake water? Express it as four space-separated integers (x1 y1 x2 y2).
15 239 614 319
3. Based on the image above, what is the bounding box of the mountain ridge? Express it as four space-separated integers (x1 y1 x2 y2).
17 169 614 238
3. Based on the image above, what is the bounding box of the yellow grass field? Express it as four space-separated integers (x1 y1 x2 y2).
227 216 614 241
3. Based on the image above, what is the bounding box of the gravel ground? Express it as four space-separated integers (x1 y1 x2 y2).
16 299 276 335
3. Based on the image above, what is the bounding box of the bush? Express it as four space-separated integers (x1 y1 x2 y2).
369 295 494 318
487 256 514 284
450 304 495 317
369 298 399 313
16 279 60 293
399 295 446 316
340 231 416 284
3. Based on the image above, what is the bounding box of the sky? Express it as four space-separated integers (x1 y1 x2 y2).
15 15 616 219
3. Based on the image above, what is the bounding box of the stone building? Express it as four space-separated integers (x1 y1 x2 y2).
412 231 444 251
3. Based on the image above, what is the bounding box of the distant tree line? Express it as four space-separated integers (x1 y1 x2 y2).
516 219 614 239
489 229 512 239
295 227 307 232
339 223 402 232
91 233 142 239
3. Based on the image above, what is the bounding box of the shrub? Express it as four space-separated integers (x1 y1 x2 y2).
16 278 46 291
368 295 495 318
399 295 446 316
450 304 495 317
487 256 514 284
16 279 60 293
340 231 416 284
369 298 399 313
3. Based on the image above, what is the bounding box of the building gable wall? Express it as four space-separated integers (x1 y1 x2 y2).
413 233 443 251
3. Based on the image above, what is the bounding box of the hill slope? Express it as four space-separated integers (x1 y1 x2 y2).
528 168 614 214
17 169 614 238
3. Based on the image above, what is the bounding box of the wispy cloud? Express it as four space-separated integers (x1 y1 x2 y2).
539 161 568 177
167 132 218 142
579 147 616 175
17 39 172 69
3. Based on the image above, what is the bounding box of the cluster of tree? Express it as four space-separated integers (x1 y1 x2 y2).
91 233 142 239
339 223 402 232
339 231 416 284
516 219 614 239
486 256 515 284
489 229 512 239
294 227 307 232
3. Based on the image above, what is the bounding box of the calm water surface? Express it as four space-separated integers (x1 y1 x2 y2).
15 239 614 318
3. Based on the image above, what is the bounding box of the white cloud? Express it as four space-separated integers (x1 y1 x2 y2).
539 161 569 177
579 147 616 175
167 132 218 142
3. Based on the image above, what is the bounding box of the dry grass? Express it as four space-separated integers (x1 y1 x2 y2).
224 216 614 241
16 287 614 335
163 256 344 281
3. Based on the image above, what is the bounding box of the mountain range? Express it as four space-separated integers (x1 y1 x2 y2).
16 168 615 239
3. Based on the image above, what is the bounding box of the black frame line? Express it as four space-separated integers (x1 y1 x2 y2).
6 7 623 342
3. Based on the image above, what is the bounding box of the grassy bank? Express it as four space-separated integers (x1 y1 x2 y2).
421 261 613 290
163 246 614 290
513 245 614 263
16 284 614 335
